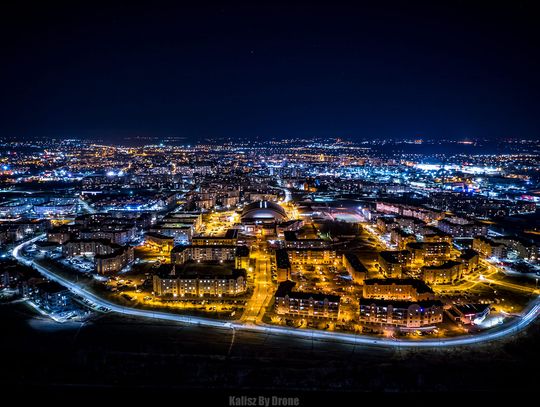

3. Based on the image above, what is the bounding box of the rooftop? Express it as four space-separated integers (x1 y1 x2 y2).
275 281 341 303
192 229 238 240
379 250 410 263
360 298 443 308
459 249 479 261
363 278 433 293
407 241 450 249
241 200 287 221
422 260 462 270
155 262 246 280
275 249 291 269
343 253 368 274
37 281 69 294
145 231 174 240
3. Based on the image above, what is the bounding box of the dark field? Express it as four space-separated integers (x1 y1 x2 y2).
1 302 538 402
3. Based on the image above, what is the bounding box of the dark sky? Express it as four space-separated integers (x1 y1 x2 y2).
1 1 539 142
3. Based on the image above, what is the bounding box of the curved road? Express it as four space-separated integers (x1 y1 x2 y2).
13 235 540 348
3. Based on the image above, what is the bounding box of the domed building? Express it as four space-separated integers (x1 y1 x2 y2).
241 200 287 222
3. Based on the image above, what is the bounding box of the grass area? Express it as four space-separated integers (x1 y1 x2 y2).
176 260 236 275
130 299 243 320
493 271 539 289
129 262 156 275
134 245 169 265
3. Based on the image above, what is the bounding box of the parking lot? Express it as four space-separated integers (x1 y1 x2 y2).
59 255 95 274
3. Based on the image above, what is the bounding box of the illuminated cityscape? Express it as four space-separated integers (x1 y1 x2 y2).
3 135 540 396
1 0 539 402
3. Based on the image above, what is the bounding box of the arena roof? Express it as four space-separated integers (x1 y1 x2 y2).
241 200 287 221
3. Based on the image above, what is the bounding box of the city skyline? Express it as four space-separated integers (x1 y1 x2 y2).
2 1 540 401
2 120 540 401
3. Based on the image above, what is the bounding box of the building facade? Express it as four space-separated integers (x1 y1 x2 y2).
359 299 444 328
362 278 435 301
421 260 463 284
378 250 411 278
274 281 340 320
342 253 367 283
152 265 247 297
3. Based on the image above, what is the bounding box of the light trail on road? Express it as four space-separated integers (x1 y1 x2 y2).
13 235 540 348
78 197 96 214
275 186 292 203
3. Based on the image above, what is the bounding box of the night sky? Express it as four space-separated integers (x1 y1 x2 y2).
1 1 539 142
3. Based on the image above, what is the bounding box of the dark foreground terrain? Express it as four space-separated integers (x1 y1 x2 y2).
1 302 538 402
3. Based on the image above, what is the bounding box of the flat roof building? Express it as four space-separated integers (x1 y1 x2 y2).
275 281 340 320
362 278 435 301
359 298 443 328
447 303 491 325
421 260 463 284
152 263 247 297
342 253 368 283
